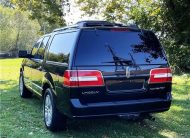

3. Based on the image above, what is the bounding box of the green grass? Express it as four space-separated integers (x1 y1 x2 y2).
0 58 190 138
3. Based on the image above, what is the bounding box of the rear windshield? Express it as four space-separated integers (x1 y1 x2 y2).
75 29 167 66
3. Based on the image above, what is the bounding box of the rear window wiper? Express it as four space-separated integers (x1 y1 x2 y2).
103 59 133 66
104 44 133 66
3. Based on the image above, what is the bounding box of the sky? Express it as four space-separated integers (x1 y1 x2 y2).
63 0 103 25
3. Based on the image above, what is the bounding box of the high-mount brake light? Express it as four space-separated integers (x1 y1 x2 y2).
148 68 172 84
111 28 130 32
63 70 104 87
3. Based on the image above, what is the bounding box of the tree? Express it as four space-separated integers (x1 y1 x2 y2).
0 0 13 7
77 0 164 34
11 0 66 33
0 6 40 52
163 0 190 46
161 0 190 72
76 0 190 72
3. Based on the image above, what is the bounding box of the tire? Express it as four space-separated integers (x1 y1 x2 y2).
43 88 67 131
19 72 32 98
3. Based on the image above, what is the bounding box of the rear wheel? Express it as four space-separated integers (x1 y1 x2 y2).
19 73 32 98
43 88 67 131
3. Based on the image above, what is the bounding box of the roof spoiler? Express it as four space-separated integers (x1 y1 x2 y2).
53 20 139 32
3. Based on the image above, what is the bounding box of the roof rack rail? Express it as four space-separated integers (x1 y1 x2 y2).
52 20 139 32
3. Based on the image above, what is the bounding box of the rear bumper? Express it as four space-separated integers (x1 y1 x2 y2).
69 94 172 118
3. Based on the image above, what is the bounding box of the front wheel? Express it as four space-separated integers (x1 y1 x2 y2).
43 88 67 131
19 73 32 98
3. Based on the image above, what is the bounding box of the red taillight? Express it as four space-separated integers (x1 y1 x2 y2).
63 70 104 87
148 68 172 84
63 70 78 87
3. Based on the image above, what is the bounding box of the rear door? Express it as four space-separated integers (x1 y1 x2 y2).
74 28 169 103
24 38 43 89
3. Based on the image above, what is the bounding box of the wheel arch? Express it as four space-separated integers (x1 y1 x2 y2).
42 73 56 98
20 66 24 73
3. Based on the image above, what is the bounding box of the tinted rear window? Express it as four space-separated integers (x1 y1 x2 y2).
75 29 167 66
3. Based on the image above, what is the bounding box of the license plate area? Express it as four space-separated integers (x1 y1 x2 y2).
106 78 145 92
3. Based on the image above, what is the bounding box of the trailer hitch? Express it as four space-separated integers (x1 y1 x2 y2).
118 113 155 121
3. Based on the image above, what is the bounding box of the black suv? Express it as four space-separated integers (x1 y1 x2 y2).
19 21 172 131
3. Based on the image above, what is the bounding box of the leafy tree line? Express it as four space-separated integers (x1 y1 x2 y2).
0 0 65 55
0 6 40 53
0 0 189 72
11 0 66 33
77 0 190 72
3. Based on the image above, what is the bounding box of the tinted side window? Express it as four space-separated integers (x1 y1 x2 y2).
35 36 50 59
31 38 43 56
47 32 78 63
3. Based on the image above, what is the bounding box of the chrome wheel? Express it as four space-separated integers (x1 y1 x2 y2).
43 88 67 131
19 76 24 96
44 94 53 126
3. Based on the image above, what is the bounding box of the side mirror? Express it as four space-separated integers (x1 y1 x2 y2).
18 50 27 58
18 50 33 58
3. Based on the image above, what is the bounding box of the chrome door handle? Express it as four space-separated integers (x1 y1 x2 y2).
37 66 42 71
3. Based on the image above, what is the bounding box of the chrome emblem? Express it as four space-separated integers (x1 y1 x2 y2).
82 91 99 95
126 66 130 78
